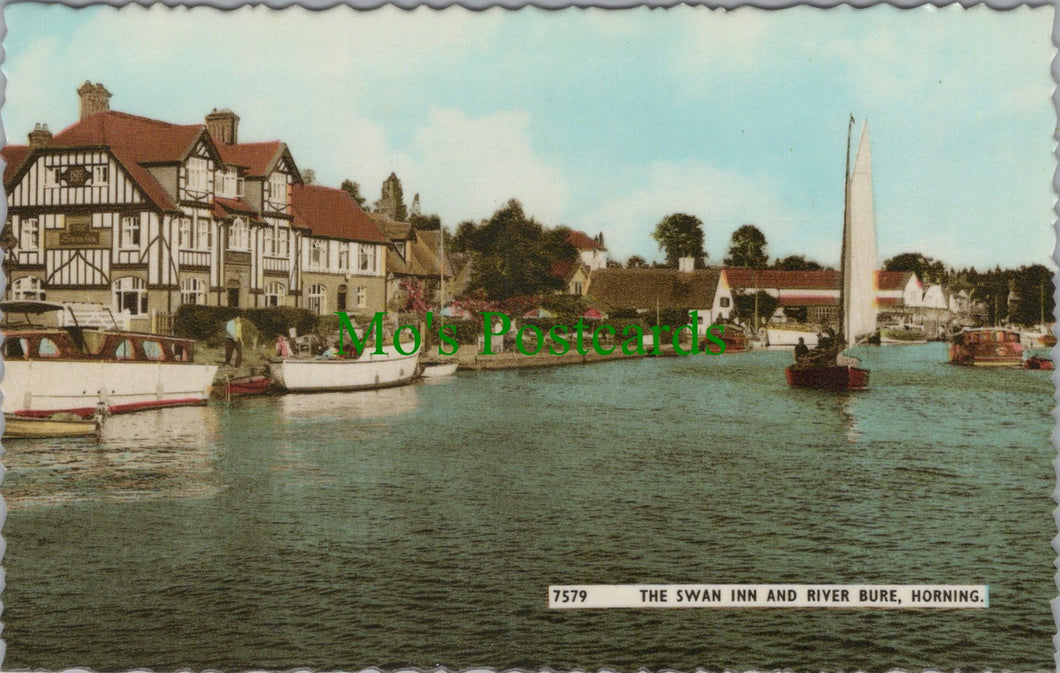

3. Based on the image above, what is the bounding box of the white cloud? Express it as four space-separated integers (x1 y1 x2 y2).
406 107 567 226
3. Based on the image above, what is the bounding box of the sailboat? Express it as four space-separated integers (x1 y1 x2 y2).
421 227 459 378
786 117 877 390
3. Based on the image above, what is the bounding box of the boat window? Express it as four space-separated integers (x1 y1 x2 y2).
4 338 29 358
171 342 190 362
143 340 164 361
115 339 135 360
37 337 61 358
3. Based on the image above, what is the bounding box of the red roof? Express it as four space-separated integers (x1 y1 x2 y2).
567 230 606 251
550 258 582 281
43 111 206 211
216 141 283 177
725 268 840 290
876 270 916 291
290 184 386 243
2 144 32 185
213 196 259 219
876 296 902 307
776 294 839 307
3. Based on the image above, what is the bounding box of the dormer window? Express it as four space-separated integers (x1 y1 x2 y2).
268 172 287 209
310 239 326 268
187 157 209 192
395 241 407 259
216 168 240 198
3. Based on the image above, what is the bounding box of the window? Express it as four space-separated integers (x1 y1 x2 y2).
356 286 367 308
720 297 731 308
43 167 60 188
181 278 208 306
276 228 289 256
179 218 193 249
228 218 249 251
264 227 275 256
216 169 238 198
394 241 406 259
120 215 140 249
143 341 164 361
4 338 29 359
268 172 287 208
307 284 327 316
338 247 349 271
359 245 375 272
11 277 45 300
113 277 148 316
337 285 348 311
573 282 583 295
38 337 61 358
115 339 135 360
264 282 285 308
196 219 211 250
310 239 326 268
92 165 109 185
187 157 209 192
20 218 40 251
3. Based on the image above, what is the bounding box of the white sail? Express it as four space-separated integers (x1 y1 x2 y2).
842 122 879 342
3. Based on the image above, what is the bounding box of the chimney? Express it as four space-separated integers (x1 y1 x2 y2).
28 123 52 147
678 256 695 273
205 108 240 145
78 81 112 120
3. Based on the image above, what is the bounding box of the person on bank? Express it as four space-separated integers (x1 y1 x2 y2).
224 316 243 368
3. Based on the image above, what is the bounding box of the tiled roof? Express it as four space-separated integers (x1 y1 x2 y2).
587 268 722 310
876 270 916 291
387 228 449 279
290 184 386 243
370 212 413 241
777 295 839 307
567 230 606 251
2 144 32 186
725 268 841 290
216 141 283 177
550 258 582 282
213 196 259 220
45 111 206 211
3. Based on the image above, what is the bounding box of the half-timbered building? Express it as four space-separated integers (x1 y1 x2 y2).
1 83 390 331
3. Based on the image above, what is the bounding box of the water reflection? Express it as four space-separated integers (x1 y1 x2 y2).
836 393 863 443
276 384 420 419
3 405 221 510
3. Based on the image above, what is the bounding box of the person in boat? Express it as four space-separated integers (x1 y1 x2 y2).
794 337 810 362
275 334 292 358
816 328 834 351
223 317 243 368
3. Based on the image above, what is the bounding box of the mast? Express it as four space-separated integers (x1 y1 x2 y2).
838 114 854 341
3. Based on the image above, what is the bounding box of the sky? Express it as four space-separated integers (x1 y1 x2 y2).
1 4 1055 270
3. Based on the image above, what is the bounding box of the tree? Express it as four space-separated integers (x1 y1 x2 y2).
724 224 768 268
883 252 946 284
773 255 824 271
301 168 317 185
626 255 648 269
409 213 442 231
652 213 705 267
340 180 366 207
457 199 575 300
606 259 623 268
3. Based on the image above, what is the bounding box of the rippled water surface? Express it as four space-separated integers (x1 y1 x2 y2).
2 344 1055 671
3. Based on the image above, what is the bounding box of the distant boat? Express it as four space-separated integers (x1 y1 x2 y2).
421 362 459 378
786 118 875 390
4 411 102 439
271 343 420 392
704 323 750 354
225 374 275 397
1023 352 1053 370
879 324 928 345
949 328 1024 367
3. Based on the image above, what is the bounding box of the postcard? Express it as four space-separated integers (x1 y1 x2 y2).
0 3 1055 671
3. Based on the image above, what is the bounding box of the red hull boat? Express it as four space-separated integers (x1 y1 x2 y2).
226 375 275 396
785 363 870 390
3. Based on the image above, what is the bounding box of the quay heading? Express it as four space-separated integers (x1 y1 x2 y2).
334 311 730 357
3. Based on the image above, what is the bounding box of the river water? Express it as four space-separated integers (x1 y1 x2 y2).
2 343 1055 671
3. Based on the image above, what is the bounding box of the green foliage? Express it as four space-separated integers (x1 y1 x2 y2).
773 255 824 271
456 199 575 300
340 179 366 207
884 252 946 284
724 224 769 268
733 291 779 327
652 213 705 267
174 305 241 341
626 255 648 269
409 213 442 230
243 307 318 339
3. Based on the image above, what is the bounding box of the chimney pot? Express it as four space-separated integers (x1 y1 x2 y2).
205 108 240 145
28 122 53 148
78 82 112 120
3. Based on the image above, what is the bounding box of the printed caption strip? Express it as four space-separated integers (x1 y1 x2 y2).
549 585 988 609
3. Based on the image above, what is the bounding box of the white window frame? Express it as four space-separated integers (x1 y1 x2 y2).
43 167 60 189
228 218 250 251
310 239 326 269
216 168 238 198
179 218 193 249
92 165 109 185
120 215 140 249
276 227 289 257
11 277 45 300
268 172 287 209
187 157 209 192
338 246 350 271
307 283 327 316
359 244 375 273
264 282 286 308
113 276 148 316
264 227 275 256
196 219 211 251
180 278 208 306
19 217 40 251
356 285 367 308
